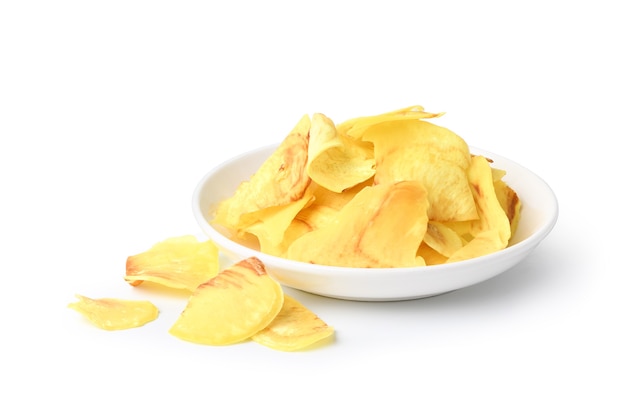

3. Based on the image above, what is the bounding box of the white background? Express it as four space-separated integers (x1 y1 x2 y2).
1 1 624 409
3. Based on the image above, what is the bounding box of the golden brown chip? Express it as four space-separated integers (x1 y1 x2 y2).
251 295 334 351
68 294 159 330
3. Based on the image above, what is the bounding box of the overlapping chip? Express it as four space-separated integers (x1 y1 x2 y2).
336 105 443 138
287 181 429 268
251 295 334 351
306 113 376 193
447 155 512 262
360 119 477 222
213 114 311 232
169 257 284 346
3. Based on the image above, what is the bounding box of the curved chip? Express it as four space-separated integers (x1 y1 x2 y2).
244 187 315 253
307 113 375 193
287 181 429 268
423 221 464 258
361 119 477 222
68 294 159 331
214 114 311 231
125 235 220 292
169 257 284 346
494 177 522 241
337 105 443 139
252 295 334 351
447 155 511 262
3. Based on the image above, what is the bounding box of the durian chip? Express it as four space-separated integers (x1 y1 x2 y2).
68 294 158 331
337 105 443 139
287 181 429 268
214 115 311 231
447 156 511 262
125 235 219 292
306 113 375 193
361 119 477 222
169 257 284 346
252 295 334 351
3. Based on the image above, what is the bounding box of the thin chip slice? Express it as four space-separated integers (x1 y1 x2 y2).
243 186 315 252
416 242 448 265
214 115 311 231
169 257 284 346
337 105 443 139
466 155 512 243
290 178 374 233
125 235 219 292
447 156 511 262
423 221 464 258
68 294 158 331
251 295 334 351
307 113 375 193
445 229 504 263
361 119 477 222
254 179 374 258
260 218 313 258
494 178 522 241
287 181 429 268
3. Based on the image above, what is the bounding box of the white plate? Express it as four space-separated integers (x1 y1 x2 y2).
192 144 558 301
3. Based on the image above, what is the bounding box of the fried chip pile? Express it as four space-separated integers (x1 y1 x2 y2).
213 106 522 267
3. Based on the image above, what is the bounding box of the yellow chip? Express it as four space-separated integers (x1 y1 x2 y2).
423 221 464 258
494 178 522 241
245 179 374 259
169 257 284 346
68 294 159 331
360 119 477 222
287 181 429 268
252 295 334 351
125 235 219 292
467 155 512 243
337 105 443 139
292 179 373 232
447 155 511 262
307 113 375 193
259 218 313 258
214 114 311 231
243 186 315 252
416 242 448 265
